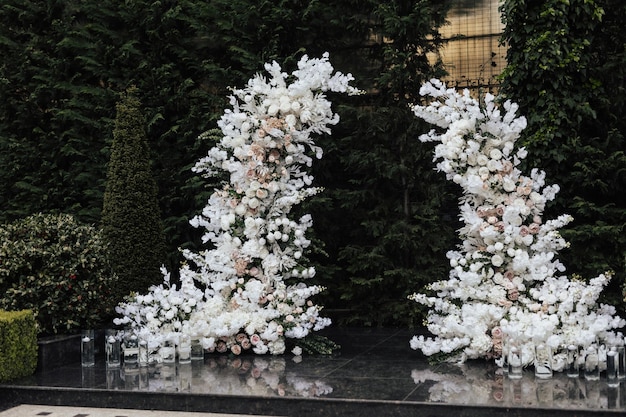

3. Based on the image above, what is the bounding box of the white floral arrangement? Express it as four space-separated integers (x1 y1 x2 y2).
409 79 624 366
115 53 360 355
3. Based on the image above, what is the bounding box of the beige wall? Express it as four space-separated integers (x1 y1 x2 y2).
438 0 506 91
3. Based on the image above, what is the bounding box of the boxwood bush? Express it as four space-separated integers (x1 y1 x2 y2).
0 309 37 382
0 213 118 335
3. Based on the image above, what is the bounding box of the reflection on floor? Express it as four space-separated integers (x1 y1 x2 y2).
1 328 625 416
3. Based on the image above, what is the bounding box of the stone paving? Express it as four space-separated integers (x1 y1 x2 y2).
0 405 273 417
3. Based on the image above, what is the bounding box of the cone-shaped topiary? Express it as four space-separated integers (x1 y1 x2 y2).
102 86 167 303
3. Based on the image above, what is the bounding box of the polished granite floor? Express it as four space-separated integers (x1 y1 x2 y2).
2 328 626 416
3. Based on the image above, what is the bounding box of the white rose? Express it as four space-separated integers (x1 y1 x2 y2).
248 197 260 209
491 254 504 267
489 148 502 160
486 159 501 172
503 177 516 192
268 104 279 116
477 155 489 166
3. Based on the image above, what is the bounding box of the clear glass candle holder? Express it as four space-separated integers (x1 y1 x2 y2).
508 341 523 380
191 338 204 361
583 345 600 381
534 343 553 379
161 338 176 364
105 329 121 368
178 335 192 364
566 344 579 378
81 329 95 367
607 347 620 387
122 331 139 366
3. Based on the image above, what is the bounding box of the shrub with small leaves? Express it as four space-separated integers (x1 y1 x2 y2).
0 213 118 335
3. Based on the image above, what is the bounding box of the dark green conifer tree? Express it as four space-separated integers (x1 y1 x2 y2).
101 86 167 302
308 0 457 327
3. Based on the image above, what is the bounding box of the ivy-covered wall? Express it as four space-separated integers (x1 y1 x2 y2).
499 0 626 309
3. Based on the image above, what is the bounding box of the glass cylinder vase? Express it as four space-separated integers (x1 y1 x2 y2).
122 331 139 367
607 348 619 387
81 329 95 367
105 329 121 368
583 345 600 381
138 339 148 367
566 344 579 378
534 343 553 379
508 340 523 380
615 332 626 380
161 338 176 364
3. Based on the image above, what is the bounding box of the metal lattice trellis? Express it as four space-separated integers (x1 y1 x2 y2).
439 0 506 94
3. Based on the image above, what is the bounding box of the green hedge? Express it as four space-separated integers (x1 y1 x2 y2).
0 310 38 382
0 213 118 334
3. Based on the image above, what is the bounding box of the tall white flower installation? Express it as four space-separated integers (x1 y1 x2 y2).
409 79 624 367
115 53 360 355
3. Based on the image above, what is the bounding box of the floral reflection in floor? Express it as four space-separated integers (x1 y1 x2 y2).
104 356 332 398
411 360 624 410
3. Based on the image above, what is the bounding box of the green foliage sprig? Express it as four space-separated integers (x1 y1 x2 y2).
293 334 341 356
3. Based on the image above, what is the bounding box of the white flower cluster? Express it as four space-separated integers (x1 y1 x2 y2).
115 53 359 354
409 79 624 366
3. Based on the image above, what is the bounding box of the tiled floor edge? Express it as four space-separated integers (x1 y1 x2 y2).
1 385 624 417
